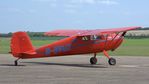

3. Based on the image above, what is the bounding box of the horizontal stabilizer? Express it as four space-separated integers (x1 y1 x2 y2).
21 51 37 55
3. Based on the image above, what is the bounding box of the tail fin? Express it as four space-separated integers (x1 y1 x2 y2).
10 32 35 58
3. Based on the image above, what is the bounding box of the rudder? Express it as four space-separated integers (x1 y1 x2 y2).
10 32 34 58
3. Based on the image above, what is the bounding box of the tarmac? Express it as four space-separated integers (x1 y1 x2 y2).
0 54 149 84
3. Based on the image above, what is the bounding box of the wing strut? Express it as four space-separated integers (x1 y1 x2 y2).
103 32 119 50
110 33 120 51
103 34 108 50
122 31 127 36
111 32 127 51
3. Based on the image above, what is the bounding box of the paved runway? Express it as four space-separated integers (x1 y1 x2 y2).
0 54 149 84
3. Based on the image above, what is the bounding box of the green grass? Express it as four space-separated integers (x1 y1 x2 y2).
0 37 56 54
109 39 149 56
0 37 149 56
0 38 10 54
32 40 56 48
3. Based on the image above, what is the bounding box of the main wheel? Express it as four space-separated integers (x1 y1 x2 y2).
90 57 97 64
108 58 116 65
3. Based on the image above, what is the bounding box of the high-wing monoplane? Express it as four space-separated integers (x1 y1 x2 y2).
10 27 141 66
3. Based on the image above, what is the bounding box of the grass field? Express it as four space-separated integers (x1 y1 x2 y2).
0 37 149 56
109 39 149 56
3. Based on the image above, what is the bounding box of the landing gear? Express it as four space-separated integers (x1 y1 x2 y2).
108 58 116 65
14 58 20 66
90 57 97 64
90 53 97 64
103 50 116 65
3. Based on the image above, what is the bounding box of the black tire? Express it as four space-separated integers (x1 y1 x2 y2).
90 57 97 64
108 58 116 65
14 60 18 66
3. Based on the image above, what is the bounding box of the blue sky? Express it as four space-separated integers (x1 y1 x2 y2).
0 0 149 33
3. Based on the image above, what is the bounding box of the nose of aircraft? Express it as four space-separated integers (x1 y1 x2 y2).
111 35 124 51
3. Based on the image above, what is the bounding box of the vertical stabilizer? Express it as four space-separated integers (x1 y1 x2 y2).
10 32 34 58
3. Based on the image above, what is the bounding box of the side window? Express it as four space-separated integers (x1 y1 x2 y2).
96 36 101 40
82 36 88 40
90 35 100 40
90 35 95 40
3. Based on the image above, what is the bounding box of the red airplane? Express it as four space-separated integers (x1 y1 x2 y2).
10 26 141 66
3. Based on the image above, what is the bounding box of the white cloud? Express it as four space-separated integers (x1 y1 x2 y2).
32 0 57 2
1 7 37 14
83 0 96 4
98 0 119 5
70 0 95 4
70 0 119 5
32 0 58 7
33 0 119 5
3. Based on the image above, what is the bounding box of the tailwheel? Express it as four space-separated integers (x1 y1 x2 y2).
108 58 116 65
14 58 20 66
14 60 18 66
90 57 97 64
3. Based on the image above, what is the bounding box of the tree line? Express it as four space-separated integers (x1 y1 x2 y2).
0 32 45 37
0 32 66 40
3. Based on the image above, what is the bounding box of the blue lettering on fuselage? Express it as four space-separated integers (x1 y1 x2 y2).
72 38 77 43
54 44 71 54
45 44 71 56
45 48 51 56
44 39 109 56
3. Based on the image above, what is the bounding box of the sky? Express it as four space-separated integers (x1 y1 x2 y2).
0 0 149 33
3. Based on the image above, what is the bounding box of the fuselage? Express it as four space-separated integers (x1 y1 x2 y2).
22 34 123 59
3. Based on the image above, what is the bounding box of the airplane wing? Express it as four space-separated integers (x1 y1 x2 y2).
45 26 141 36
44 30 86 36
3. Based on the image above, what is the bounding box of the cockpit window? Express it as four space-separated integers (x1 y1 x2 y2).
82 36 89 40
90 35 100 40
81 35 101 41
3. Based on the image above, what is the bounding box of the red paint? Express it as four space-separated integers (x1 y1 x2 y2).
10 27 141 60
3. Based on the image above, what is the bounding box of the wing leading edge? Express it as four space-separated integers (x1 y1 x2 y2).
45 26 141 36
